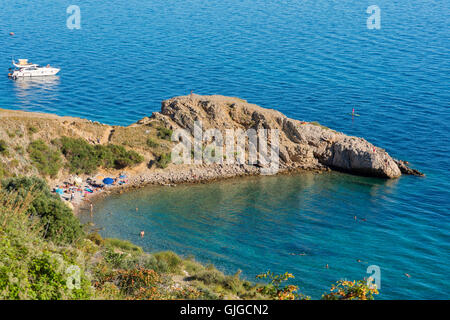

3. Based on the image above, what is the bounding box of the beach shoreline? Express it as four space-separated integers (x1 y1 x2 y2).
71 163 329 215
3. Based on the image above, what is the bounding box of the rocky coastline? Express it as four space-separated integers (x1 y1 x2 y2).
0 94 423 215
142 94 423 178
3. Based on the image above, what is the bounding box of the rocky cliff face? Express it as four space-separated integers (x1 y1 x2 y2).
147 94 421 178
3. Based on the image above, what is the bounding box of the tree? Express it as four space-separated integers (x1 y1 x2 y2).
1 177 84 244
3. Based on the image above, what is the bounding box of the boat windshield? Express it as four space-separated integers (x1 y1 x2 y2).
20 65 39 70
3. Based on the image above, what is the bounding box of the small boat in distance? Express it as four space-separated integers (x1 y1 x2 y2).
8 59 60 79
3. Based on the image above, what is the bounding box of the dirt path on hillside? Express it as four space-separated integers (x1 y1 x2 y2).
100 128 115 144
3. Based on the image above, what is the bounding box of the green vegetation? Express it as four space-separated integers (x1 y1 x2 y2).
56 137 144 174
321 280 378 300
104 238 143 253
154 152 171 169
9 159 19 168
0 176 376 300
1 177 84 244
146 138 159 148
0 183 91 299
187 268 251 299
0 140 9 157
157 127 173 140
14 145 24 155
27 140 62 177
0 162 11 179
28 126 38 134
256 271 309 300
86 232 104 246
154 251 182 273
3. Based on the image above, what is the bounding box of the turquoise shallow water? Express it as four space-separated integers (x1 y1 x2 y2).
80 173 449 299
2 0 449 299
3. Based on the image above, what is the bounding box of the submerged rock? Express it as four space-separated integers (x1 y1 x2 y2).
394 160 424 176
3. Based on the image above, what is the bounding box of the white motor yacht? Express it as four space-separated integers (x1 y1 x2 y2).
8 59 60 79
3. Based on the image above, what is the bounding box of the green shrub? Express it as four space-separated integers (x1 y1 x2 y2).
183 259 205 275
95 267 162 299
102 249 161 271
153 251 182 273
27 140 62 177
124 254 158 270
0 162 11 179
140 255 158 270
57 137 97 174
0 190 91 300
157 127 173 140
223 271 245 293
154 153 171 169
32 196 84 244
87 232 104 246
191 268 226 285
146 138 159 148
104 238 143 253
1 175 49 195
155 259 169 273
56 137 144 174
186 267 261 298
10 159 19 168
101 144 144 170
321 280 378 300
28 126 38 134
8 129 23 138
28 253 70 299
256 271 309 300
14 145 24 155
0 140 9 156
103 248 127 268
1 177 84 244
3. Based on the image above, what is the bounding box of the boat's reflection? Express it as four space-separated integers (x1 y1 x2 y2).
13 76 60 91
12 76 60 109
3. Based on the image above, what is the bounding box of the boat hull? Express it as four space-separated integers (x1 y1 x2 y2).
10 67 60 78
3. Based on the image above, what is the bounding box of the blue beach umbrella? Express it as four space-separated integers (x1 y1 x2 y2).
103 178 114 185
55 188 64 195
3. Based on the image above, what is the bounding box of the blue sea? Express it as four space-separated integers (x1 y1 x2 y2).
1 1 449 299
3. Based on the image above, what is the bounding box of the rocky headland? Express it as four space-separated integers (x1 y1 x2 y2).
142 94 422 179
0 94 423 209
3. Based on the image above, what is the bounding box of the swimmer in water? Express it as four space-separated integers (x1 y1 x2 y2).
140 230 145 238
357 259 367 263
